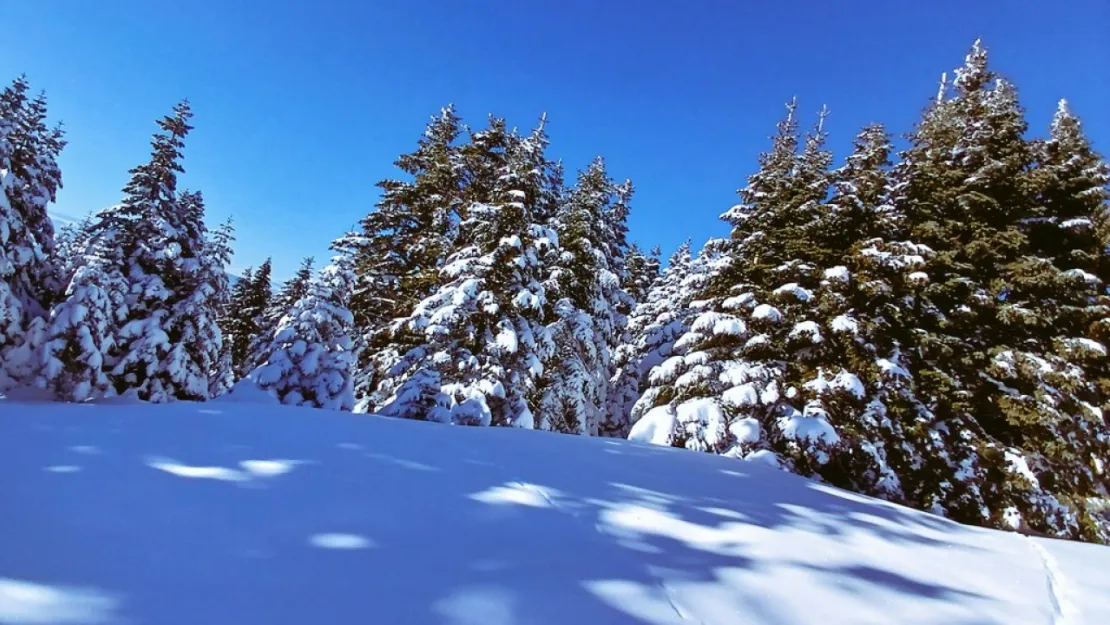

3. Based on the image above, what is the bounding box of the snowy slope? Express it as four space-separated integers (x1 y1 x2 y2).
1 397 1108 625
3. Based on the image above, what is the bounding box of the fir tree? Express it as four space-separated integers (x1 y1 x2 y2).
222 258 271 378
0 76 65 390
540 157 633 434
607 240 694 437
623 244 661 306
249 253 358 410
38 245 122 402
336 106 466 406
205 217 236 396
222 264 255 374
378 118 554 427
246 256 313 374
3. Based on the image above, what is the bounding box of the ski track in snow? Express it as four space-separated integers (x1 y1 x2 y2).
1023 535 1078 625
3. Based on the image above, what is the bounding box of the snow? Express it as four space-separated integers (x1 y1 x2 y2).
751 304 783 323
728 417 761 444
823 266 850 283
772 282 813 302
2 398 1109 625
789 320 823 343
1062 338 1107 357
777 406 841 446
1062 268 1101 285
830 315 859 335
627 405 676 445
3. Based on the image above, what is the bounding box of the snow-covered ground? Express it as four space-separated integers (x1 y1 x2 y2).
1 397 1107 625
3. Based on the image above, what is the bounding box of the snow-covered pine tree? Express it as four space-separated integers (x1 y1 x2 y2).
377 117 554 427
245 256 314 374
623 244 661 307
884 41 1043 527
37 230 128 403
540 157 634 434
0 76 65 391
629 103 843 465
249 253 358 410
54 214 95 288
204 217 235 396
86 102 225 401
607 240 694 437
336 105 466 408
978 98 1110 541
222 258 271 379
222 264 255 373
153 190 232 400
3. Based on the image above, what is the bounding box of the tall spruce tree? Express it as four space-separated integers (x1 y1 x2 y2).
246 256 313 375
607 241 694 437
540 158 633 434
222 258 271 379
377 118 555 427
623 244 661 306
336 106 466 407
204 217 235 396
0 76 65 390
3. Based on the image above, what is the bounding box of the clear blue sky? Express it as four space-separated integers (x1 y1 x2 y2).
3 0 1107 280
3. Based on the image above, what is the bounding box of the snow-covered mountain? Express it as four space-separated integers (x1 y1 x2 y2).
1 395 1107 625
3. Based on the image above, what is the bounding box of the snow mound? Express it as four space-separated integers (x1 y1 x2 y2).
1 398 1108 624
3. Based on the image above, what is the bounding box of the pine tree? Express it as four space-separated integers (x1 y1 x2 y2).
623 244 661 306
976 99 1110 540
82 101 229 402
883 41 1041 526
39 250 120 402
607 240 694 437
153 190 231 401
222 265 255 373
377 118 554 427
0 76 65 391
222 258 271 378
205 217 235 396
246 256 313 375
336 106 466 406
540 157 633 434
54 214 95 287
628 103 840 460
249 253 357 410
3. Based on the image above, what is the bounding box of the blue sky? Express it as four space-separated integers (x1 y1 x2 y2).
2 0 1107 280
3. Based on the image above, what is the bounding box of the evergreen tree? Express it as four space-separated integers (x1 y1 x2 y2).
377 118 554 427
154 190 231 400
249 253 358 410
95 102 193 401
246 256 313 374
623 244 661 306
0 76 65 390
977 98 1110 540
54 214 96 287
607 241 694 437
38 243 123 402
336 106 466 406
222 264 255 374
204 217 235 396
628 103 837 458
540 158 633 434
222 258 271 378
884 41 1042 526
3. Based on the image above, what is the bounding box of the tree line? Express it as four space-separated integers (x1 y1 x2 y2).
0 40 1106 543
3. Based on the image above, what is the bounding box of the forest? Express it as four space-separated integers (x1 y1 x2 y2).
1 40 1107 544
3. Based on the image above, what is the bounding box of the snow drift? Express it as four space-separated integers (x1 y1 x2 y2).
0 396 1108 625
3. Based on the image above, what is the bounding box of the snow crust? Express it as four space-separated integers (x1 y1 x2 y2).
1 398 1108 625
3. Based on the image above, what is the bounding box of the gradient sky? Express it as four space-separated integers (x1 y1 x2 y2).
3 0 1107 279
